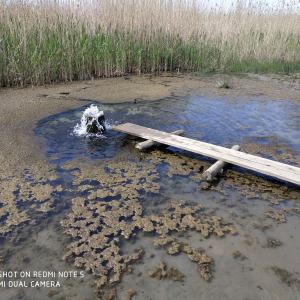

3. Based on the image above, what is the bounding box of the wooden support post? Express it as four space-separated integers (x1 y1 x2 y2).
136 129 184 150
202 145 241 181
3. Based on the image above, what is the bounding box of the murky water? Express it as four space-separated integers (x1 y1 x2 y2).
1 94 300 300
36 95 300 163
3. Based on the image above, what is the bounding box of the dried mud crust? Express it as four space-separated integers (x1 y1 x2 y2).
61 156 237 295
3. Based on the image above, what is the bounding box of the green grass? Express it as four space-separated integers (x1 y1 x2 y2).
1 1 300 87
1 26 300 87
228 59 300 74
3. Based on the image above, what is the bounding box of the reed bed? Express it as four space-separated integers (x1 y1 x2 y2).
0 0 300 86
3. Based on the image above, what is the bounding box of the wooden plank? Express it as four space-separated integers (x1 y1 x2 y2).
136 129 184 150
202 145 240 181
113 123 300 186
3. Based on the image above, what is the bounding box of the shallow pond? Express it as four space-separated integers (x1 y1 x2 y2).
1 94 300 300
37 94 300 163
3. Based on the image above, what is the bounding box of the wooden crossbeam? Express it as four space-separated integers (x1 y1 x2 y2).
135 129 184 150
113 123 300 186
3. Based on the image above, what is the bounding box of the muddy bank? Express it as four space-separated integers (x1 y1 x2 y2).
0 73 300 299
1 73 300 170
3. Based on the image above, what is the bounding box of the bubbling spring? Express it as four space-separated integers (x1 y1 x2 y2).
73 104 111 137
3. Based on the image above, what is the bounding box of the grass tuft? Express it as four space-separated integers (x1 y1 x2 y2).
0 0 300 87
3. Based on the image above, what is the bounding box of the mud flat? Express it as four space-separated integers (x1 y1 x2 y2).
0 73 300 300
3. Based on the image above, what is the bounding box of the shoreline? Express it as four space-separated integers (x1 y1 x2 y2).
0 73 299 299
1 73 300 174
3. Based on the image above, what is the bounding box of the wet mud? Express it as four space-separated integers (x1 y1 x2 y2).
0 73 300 300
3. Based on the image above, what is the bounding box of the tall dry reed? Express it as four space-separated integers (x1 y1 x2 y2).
0 0 300 86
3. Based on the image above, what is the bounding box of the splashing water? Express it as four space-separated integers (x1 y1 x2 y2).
73 104 110 137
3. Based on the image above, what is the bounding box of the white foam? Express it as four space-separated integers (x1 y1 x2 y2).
73 104 109 137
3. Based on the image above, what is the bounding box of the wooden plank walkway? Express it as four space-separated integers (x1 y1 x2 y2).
113 123 300 186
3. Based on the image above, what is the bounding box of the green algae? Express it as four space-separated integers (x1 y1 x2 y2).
0 167 63 236
148 261 185 282
61 157 236 294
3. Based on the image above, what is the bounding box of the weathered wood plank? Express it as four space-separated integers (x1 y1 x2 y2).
113 123 300 185
136 129 184 150
202 145 240 181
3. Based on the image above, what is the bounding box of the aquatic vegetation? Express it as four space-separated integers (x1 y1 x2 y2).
61 158 236 292
0 178 28 235
59 147 298 295
232 250 248 261
271 266 300 288
264 238 283 248
126 288 136 300
150 150 207 179
0 166 63 235
148 261 185 282
56 136 300 298
153 235 215 281
61 159 161 290
265 209 286 223
215 167 300 206
1 1 300 87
